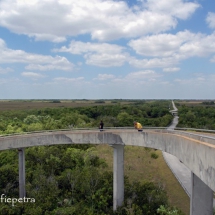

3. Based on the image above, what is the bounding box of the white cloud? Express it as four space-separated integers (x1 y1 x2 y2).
54 40 125 54
94 74 115 80
25 60 74 71
54 41 129 67
21 72 45 79
173 73 215 85
178 33 215 58
0 39 74 71
206 12 215 29
112 70 162 85
0 67 13 74
31 34 66 43
128 31 215 68
0 0 213 100
0 39 6 48
53 70 162 87
128 31 193 57
210 55 215 62
85 53 128 67
0 77 22 85
53 77 84 82
145 0 200 20
0 78 7 84
0 0 199 42
125 70 161 80
129 57 178 68
163 67 180 72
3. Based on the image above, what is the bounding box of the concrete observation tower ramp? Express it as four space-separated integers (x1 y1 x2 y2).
1 128 215 214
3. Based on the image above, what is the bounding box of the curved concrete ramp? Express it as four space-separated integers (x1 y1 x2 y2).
1 129 215 193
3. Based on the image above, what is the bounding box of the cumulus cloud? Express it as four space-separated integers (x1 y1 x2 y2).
128 31 215 68
53 77 84 82
85 53 128 67
173 73 213 85
25 60 74 71
129 57 178 68
128 31 193 57
112 70 162 84
179 33 215 58
145 0 200 20
0 39 74 71
54 40 125 54
206 12 215 29
0 77 22 85
125 70 161 80
21 72 45 79
0 78 7 84
0 0 213 100
0 67 13 74
0 39 6 48
94 74 115 80
128 30 212 58
210 55 215 62
163 67 180 72
0 0 200 42
54 41 129 67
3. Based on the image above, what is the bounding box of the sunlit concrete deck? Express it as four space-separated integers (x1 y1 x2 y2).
1 129 215 192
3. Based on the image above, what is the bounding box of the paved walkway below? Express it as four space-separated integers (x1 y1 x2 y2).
162 152 191 197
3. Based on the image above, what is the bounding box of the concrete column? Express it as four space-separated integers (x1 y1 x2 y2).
18 148 26 198
190 172 213 215
112 144 124 211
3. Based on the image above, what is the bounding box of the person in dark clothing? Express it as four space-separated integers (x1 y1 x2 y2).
99 120 104 130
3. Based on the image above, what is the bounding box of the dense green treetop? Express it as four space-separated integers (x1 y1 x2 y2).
176 103 215 129
0 100 173 134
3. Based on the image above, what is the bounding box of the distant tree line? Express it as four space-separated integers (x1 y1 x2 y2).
201 101 214 105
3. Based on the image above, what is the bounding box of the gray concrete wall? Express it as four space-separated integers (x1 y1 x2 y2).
1 129 215 192
190 172 214 215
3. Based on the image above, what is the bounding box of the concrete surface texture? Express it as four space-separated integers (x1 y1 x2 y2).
164 100 215 212
165 100 192 197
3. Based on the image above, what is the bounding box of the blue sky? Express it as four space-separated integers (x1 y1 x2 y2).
0 0 215 99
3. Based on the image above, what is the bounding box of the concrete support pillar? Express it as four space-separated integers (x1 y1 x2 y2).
112 144 124 211
18 148 26 198
190 172 213 215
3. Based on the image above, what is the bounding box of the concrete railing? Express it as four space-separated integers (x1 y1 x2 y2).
0 128 215 188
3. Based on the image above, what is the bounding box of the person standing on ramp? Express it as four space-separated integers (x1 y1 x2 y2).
99 120 104 131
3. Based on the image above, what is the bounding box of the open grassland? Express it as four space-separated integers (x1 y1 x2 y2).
95 145 190 215
1 99 214 111
176 100 215 107
0 100 106 111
